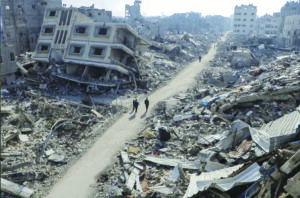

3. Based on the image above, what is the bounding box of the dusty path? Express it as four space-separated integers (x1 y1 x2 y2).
46 35 226 198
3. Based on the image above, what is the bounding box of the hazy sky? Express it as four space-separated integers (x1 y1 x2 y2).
62 0 290 17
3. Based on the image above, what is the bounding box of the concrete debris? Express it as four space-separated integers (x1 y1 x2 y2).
94 33 300 198
1 89 123 197
1 178 34 198
184 163 260 197
144 156 201 170
284 171 300 198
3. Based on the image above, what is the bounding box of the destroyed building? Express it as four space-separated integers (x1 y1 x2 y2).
282 14 300 49
32 7 150 89
256 13 281 38
1 0 62 84
77 4 112 22
125 0 142 21
233 4 257 35
231 48 259 68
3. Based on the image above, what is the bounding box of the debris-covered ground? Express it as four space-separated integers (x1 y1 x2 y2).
94 34 300 198
0 32 217 198
1 89 125 198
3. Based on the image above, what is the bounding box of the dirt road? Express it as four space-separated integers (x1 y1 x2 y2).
45 35 224 198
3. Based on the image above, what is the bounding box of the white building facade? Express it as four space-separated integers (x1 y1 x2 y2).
233 4 257 35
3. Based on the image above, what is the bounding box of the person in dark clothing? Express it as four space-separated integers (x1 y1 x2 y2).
144 97 149 112
133 99 139 113
132 99 136 112
199 55 202 62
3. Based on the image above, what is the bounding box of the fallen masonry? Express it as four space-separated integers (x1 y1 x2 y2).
1 22 216 198
0 90 124 198
94 34 300 198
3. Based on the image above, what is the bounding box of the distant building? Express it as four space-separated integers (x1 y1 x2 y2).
233 4 257 35
125 0 142 21
282 15 300 48
32 8 149 88
78 4 112 22
1 0 62 84
257 13 281 37
279 1 300 33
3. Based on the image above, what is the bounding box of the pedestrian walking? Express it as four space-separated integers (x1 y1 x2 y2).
199 55 202 62
132 99 136 112
133 99 139 113
144 97 149 112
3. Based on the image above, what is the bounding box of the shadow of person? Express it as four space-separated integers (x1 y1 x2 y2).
129 114 136 120
129 109 134 114
140 112 147 119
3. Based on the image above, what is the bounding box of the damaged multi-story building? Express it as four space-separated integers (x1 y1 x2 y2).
125 0 142 21
32 7 149 89
233 4 257 35
256 13 281 38
278 1 300 48
1 0 62 84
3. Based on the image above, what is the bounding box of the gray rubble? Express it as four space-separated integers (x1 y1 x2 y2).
94 34 300 198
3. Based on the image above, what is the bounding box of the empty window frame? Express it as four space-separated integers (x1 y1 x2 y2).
48 10 57 17
95 26 110 36
69 45 84 55
37 44 50 52
19 32 24 38
99 28 108 35
74 26 88 34
42 26 55 34
62 30 68 44
90 46 105 57
10 53 15 61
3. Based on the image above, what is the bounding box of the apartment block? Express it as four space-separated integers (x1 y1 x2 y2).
32 8 149 88
282 15 300 48
233 4 257 35
257 13 281 37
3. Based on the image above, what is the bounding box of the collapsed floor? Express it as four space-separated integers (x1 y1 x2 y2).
94 35 300 198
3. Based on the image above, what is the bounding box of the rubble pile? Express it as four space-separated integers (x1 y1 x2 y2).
94 39 300 198
1 90 124 198
0 31 217 198
139 33 217 90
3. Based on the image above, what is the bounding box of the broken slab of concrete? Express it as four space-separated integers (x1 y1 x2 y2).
1 178 34 198
144 156 201 170
284 171 300 198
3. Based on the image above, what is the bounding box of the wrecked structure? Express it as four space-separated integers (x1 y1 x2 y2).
231 48 259 68
32 7 150 89
94 34 300 198
256 13 281 38
282 14 300 49
125 0 142 21
1 0 62 84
